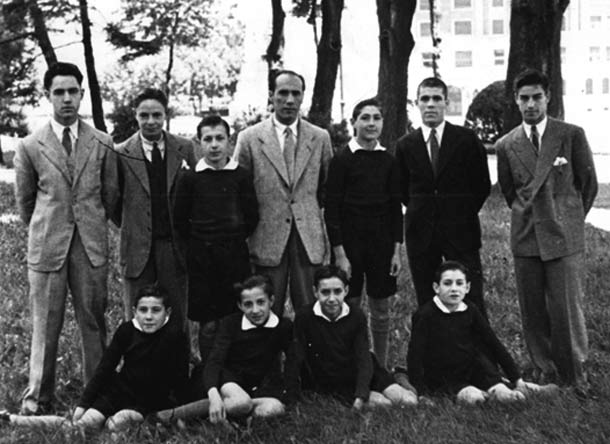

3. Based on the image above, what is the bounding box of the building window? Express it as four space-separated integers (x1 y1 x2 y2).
561 17 566 31
585 78 593 94
492 20 504 34
494 49 505 65
590 16 602 28
454 0 471 7
603 78 609 94
589 46 600 62
447 86 462 116
455 51 472 67
606 46 610 61
420 0 430 10
454 21 472 35
492 0 503 6
420 22 431 37
561 47 566 64
422 52 435 68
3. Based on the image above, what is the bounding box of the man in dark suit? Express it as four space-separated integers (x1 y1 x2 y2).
496 69 597 386
396 77 491 315
235 70 333 315
113 88 196 328
14 62 118 414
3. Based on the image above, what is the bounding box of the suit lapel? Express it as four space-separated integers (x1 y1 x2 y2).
531 118 562 196
509 126 537 177
37 123 72 184
436 122 458 179
293 120 315 187
73 120 96 186
124 134 150 195
165 132 182 191
258 119 290 186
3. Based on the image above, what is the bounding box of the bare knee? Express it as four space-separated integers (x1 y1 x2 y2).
383 383 418 406
367 391 393 408
106 410 144 431
221 384 253 417
252 398 285 418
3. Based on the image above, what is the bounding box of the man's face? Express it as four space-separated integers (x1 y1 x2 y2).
238 286 274 326
352 105 383 145
270 73 304 125
135 99 166 141
200 124 231 169
433 269 470 312
515 84 549 125
133 296 170 333
45 75 84 126
416 86 448 128
314 277 348 321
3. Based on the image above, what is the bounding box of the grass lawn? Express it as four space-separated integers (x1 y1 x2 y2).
1 182 610 443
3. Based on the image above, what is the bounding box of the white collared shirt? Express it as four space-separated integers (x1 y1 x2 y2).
433 295 468 313
522 116 547 149
131 316 169 332
421 120 446 160
312 300 351 323
348 139 386 153
272 115 299 153
241 311 280 331
50 119 79 154
195 157 238 172
140 132 166 162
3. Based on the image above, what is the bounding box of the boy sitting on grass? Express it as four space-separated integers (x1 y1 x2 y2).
156 275 292 424
286 265 418 410
407 260 557 404
1 284 189 431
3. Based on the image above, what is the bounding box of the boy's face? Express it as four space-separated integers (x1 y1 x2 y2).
416 86 448 128
314 277 348 320
238 286 274 326
352 105 383 145
133 296 170 333
515 84 549 125
433 269 470 312
45 75 84 126
135 99 166 141
200 124 231 169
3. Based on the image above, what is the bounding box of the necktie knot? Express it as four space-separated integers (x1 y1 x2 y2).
62 127 72 155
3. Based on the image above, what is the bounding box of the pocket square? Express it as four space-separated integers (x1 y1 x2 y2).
553 156 568 167
181 159 190 170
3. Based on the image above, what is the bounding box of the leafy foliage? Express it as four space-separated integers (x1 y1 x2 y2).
465 80 508 145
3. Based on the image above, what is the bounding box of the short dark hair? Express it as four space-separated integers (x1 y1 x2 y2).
313 264 349 288
43 62 83 90
351 98 383 121
433 260 469 284
270 69 306 92
513 68 550 94
234 275 274 303
134 88 168 110
417 77 448 99
196 115 231 140
134 283 171 308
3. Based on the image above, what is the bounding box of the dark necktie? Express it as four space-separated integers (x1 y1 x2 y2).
283 127 296 183
530 125 540 151
429 128 440 176
62 127 72 155
152 141 162 167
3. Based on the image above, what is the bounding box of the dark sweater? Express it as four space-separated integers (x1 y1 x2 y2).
324 146 402 246
285 304 373 401
407 301 520 394
78 321 189 411
174 165 258 241
203 313 293 392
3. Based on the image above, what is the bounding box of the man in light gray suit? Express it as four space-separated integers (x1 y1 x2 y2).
14 62 118 414
496 69 597 387
235 70 333 314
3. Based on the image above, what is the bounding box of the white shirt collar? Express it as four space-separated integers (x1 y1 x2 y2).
522 116 548 139
131 316 169 332
421 120 446 145
195 157 238 172
348 139 386 153
140 132 166 159
433 295 468 313
241 311 280 331
312 300 351 322
50 119 79 146
272 115 299 152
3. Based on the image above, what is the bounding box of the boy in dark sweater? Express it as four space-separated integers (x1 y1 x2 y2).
155 275 292 424
1 284 189 431
407 261 557 404
174 115 258 363
286 265 417 410
324 98 402 368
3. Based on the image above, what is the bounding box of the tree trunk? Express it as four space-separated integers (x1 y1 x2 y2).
264 0 285 93
307 0 343 129
503 0 569 133
376 0 417 152
78 0 106 132
27 0 57 66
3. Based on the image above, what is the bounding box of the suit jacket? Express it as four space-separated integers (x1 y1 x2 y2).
113 131 196 278
495 118 597 260
395 122 491 256
14 120 118 272
235 117 333 267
